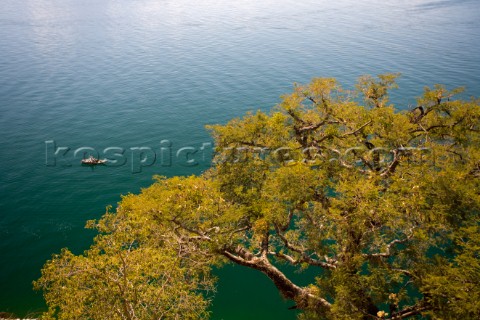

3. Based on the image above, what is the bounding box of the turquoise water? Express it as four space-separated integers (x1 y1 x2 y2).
1 0 479 318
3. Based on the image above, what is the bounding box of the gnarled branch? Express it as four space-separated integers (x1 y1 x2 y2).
220 246 332 310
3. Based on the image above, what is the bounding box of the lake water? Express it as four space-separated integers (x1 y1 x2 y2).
0 0 479 318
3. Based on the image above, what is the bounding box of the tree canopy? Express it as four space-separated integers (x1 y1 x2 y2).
35 74 480 319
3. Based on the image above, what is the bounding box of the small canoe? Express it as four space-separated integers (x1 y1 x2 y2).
81 156 107 165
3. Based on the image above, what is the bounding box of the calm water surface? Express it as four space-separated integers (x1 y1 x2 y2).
1 0 479 318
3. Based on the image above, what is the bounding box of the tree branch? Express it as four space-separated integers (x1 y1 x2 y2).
274 223 304 254
410 124 448 134
260 231 270 258
220 246 332 310
287 109 306 125
364 229 414 258
380 149 400 177
273 223 336 270
271 251 336 270
298 120 340 133
339 120 372 138
278 210 295 233
391 301 429 319
171 219 211 240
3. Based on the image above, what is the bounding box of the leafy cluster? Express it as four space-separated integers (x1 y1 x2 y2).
36 74 480 319
34 178 219 320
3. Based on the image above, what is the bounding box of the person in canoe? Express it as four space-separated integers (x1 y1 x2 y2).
81 156 107 165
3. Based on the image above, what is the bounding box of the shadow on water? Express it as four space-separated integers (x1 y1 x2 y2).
80 163 106 171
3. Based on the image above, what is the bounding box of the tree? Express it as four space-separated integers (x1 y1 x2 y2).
36 74 480 319
34 199 216 320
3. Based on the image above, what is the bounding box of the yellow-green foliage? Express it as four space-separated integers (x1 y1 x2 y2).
36 74 480 319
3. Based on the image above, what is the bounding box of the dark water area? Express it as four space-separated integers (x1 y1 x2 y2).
0 0 479 318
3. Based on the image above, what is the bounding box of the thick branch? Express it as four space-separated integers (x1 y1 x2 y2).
220 246 331 310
